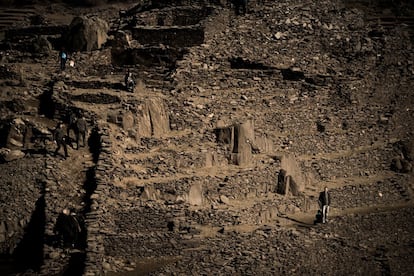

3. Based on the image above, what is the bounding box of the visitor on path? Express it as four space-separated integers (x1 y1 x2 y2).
54 208 81 249
59 47 68 71
124 70 135 92
318 187 331 223
54 122 69 159
75 116 88 149
67 111 77 140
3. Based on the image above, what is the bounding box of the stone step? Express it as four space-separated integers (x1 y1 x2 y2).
132 25 205 48
0 8 35 29
0 9 35 15
0 21 16 27
5 24 68 39
0 15 26 21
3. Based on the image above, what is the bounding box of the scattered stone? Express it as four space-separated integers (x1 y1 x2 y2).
0 148 25 162
189 182 203 206
49 251 60 259
220 195 230 204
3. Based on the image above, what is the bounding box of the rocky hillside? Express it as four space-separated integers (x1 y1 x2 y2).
0 0 413 275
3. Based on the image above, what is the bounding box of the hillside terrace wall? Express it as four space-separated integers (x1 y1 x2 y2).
134 6 213 27
5 25 69 40
0 159 45 255
83 125 111 276
131 25 204 48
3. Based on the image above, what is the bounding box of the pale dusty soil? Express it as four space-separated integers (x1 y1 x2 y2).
1 0 414 275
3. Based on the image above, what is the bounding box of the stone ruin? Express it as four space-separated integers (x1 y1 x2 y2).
0 117 55 163
111 97 170 138
215 120 254 166
0 0 414 275
277 154 313 196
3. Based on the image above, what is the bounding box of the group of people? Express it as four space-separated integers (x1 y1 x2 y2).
53 112 88 159
59 47 135 92
54 208 83 250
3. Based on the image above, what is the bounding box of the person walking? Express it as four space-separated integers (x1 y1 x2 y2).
59 47 68 71
54 122 68 159
318 187 331 223
67 111 77 140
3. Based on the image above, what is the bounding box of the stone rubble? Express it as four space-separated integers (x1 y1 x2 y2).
0 0 414 275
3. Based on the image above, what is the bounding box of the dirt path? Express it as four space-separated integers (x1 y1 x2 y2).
286 200 414 226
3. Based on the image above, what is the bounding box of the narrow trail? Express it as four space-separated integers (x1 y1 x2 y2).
286 200 414 226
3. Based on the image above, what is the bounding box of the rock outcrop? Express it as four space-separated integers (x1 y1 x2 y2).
119 97 170 138
277 155 311 196
215 120 257 166
65 16 109 52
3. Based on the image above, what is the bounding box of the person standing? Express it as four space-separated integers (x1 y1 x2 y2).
124 70 135 92
59 47 68 71
318 187 331 223
67 111 77 140
75 116 87 149
54 122 68 159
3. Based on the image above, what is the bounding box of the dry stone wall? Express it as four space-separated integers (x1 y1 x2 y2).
1 0 413 274
0 159 45 255
84 125 108 276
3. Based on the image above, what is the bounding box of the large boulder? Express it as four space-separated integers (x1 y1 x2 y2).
214 120 257 166
230 120 254 166
6 118 27 149
188 182 203 206
277 155 312 196
133 97 170 138
65 16 109 51
0 148 25 162
111 97 170 138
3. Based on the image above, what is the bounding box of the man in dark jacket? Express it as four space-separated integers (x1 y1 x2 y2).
75 116 87 149
54 208 81 249
54 122 68 159
67 111 77 140
318 187 331 223
124 70 135 92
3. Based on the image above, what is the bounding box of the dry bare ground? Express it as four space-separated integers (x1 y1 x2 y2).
0 0 413 275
